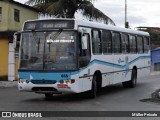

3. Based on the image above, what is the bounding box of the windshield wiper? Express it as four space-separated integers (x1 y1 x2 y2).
31 31 41 53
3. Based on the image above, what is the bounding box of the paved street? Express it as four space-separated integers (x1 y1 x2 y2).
0 74 160 120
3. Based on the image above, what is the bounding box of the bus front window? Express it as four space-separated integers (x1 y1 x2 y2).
20 31 77 70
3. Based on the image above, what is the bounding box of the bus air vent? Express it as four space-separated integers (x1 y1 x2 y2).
31 80 57 84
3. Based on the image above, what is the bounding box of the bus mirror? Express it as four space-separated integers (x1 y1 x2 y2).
13 32 21 49
82 35 88 50
13 33 17 49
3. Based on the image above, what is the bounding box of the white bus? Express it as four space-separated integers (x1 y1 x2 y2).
16 19 150 98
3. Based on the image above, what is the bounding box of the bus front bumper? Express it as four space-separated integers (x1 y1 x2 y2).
18 82 78 94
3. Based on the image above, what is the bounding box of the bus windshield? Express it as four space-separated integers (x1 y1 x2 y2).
20 31 77 70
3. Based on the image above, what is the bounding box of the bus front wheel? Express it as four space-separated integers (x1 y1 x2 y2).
89 76 97 98
45 93 53 98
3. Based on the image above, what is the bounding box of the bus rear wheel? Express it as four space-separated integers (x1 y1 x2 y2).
122 69 137 88
89 76 97 98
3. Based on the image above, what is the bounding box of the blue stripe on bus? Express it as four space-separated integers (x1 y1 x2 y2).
90 60 124 69
78 55 150 73
129 56 150 65
18 72 72 81
90 56 150 69
18 56 150 80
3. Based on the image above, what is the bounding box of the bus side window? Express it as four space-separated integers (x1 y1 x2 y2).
102 30 112 54
137 36 143 54
79 33 91 68
143 37 150 53
122 33 129 53
112 32 121 53
129 35 137 53
92 30 102 54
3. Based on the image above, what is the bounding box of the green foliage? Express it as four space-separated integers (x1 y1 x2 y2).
139 27 160 49
125 22 129 28
26 0 115 25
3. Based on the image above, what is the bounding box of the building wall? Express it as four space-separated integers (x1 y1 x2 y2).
0 1 38 32
151 49 160 71
0 1 39 81
0 39 8 80
151 49 160 64
0 1 9 31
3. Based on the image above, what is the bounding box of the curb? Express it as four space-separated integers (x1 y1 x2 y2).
0 81 18 88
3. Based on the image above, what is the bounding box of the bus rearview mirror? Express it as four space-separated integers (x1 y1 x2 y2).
13 32 21 49
13 33 18 49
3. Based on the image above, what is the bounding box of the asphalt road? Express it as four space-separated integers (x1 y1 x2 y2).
0 74 160 120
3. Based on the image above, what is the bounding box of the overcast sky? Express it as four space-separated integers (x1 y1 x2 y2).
15 0 160 28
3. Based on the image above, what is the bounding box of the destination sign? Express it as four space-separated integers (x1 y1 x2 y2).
23 20 74 30
47 39 74 43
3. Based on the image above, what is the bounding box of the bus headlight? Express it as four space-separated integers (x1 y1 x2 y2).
19 79 28 84
59 79 75 84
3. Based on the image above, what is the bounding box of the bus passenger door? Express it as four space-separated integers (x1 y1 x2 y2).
78 27 92 92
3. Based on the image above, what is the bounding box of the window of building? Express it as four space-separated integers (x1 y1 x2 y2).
92 30 102 54
143 37 150 53
0 7 2 21
137 36 143 53
102 30 112 54
14 9 20 22
122 33 129 53
112 32 121 53
129 35 137 53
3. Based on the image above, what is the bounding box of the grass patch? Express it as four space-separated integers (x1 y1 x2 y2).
140 98 160 105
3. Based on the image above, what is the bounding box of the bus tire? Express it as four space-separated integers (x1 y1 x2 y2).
122 69 137 88
89 76 97 98
129 69 137 88
122 81 129 88
45 93 53 98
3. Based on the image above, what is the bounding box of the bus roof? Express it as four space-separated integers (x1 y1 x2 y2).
75 20 149 36
24 18 149 36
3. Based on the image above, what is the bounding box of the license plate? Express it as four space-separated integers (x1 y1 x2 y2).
57 84 68 88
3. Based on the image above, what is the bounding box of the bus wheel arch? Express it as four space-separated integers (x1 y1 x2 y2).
94 70 102 90
122 67 137 88
130 66 137 88
45 93 53 98
133 66 137 76
88 70 102 98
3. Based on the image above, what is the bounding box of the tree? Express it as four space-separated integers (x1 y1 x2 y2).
26 0 115 25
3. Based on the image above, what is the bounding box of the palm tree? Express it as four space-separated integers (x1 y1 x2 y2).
26 0 115 25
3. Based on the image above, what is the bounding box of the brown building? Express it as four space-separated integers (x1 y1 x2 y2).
137 27 160 50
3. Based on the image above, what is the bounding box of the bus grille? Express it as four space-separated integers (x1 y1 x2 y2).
31 80 57 84
32 87 57 92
